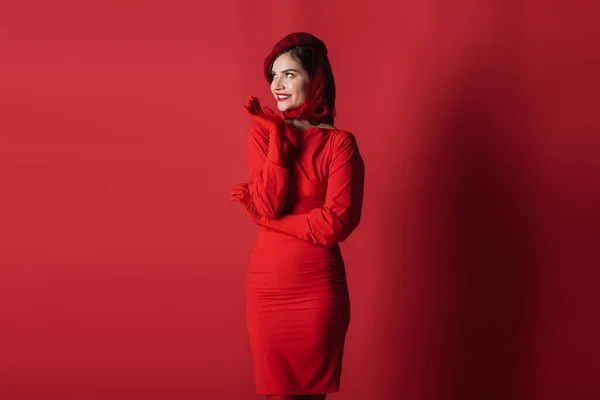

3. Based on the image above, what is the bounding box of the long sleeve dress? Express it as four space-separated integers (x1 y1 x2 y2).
245 121 364 395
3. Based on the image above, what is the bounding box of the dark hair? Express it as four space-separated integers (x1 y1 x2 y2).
268 46 315 81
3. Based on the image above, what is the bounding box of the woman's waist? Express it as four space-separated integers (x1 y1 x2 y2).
249 231 344 273
247 256 347 288
252 229 340 254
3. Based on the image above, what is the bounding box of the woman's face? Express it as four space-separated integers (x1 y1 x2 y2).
270 52 310 112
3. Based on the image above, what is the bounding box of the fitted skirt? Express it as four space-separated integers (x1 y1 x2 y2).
246 230 351 395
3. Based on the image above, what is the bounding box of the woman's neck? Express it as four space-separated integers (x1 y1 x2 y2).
285 119 335 133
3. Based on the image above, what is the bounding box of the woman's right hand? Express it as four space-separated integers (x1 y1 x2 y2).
244 96 285 137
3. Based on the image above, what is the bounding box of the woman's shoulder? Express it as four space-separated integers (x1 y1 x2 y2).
326 128 358 147
314 128 358 158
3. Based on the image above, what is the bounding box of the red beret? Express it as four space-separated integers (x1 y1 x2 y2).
264 32 328 82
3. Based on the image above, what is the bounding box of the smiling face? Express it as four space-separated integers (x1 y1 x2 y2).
270 52 311 113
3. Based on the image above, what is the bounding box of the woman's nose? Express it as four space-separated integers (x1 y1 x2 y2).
272 77 284 90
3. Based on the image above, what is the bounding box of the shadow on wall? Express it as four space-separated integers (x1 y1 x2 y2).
390 48 539 400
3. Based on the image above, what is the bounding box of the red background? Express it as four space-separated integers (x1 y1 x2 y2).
1 1 597 399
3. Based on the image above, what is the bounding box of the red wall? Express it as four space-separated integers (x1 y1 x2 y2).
1 1 597 399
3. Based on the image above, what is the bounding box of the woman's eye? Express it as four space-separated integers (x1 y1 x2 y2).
286 73 294 78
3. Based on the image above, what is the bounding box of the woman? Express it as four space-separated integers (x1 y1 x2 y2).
230 32 365 400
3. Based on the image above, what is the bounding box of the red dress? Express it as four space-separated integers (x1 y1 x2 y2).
245 121 364 395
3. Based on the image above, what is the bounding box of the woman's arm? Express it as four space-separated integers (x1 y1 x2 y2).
247 122 290 218
260 131 365 247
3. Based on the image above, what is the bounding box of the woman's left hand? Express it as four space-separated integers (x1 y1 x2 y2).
230 183 265 225
244 96 285 138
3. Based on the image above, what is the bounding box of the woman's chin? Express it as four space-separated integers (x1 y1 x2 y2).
277 103 299 112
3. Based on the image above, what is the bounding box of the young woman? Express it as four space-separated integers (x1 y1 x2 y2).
230 32 365 400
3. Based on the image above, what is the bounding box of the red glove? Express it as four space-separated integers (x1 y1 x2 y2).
230 183 265 225
243 96 285 137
